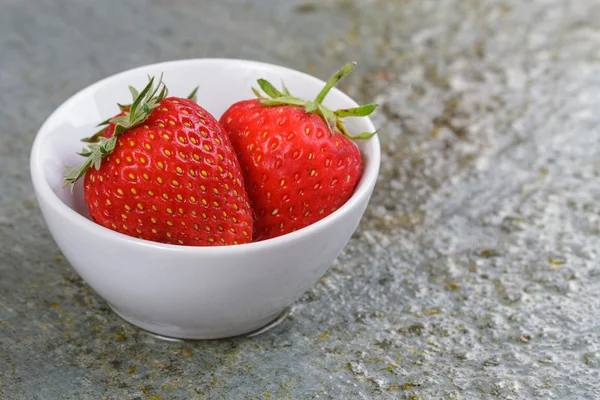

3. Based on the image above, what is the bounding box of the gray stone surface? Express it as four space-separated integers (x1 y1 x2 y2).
1 0 599 398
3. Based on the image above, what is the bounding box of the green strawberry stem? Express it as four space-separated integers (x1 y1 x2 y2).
110 87 198 125
253 61 379 139
62 75 169 189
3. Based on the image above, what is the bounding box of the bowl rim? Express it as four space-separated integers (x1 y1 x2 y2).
30 58 380 254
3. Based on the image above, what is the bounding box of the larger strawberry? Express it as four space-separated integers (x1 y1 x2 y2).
220 62 378 241
64 77 253 246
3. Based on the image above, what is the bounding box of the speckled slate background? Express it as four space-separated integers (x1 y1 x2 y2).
1 0 600 399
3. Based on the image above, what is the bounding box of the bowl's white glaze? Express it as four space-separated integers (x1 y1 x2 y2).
30 59 380 339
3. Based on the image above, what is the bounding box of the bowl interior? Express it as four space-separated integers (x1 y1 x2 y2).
33 59 380 234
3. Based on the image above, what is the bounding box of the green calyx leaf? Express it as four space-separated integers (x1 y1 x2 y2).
281 81 291 96
259 96 306 107
186 86 199 101
335 103 378 118
252 87 266 99
253 61 379 140
63 75 169 189
128 85 139 100
63 136 118 187
80 126 108 143
117 103 131 112
257 79 286 98
317 105 337 132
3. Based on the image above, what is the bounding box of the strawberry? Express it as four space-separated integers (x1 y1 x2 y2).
220 62 378 241
63 77 253 246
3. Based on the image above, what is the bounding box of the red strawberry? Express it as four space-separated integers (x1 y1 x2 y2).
64 77 253 246
220 62 378 241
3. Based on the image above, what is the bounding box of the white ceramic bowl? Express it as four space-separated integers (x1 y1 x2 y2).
30 59 380 339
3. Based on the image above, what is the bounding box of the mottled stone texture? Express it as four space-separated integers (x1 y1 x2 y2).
1 0 599 398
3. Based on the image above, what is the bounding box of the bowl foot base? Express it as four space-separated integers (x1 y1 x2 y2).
108 303 290 340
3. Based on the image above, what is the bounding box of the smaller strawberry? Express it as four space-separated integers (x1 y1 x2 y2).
220 62 378 241
64 76 253 246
